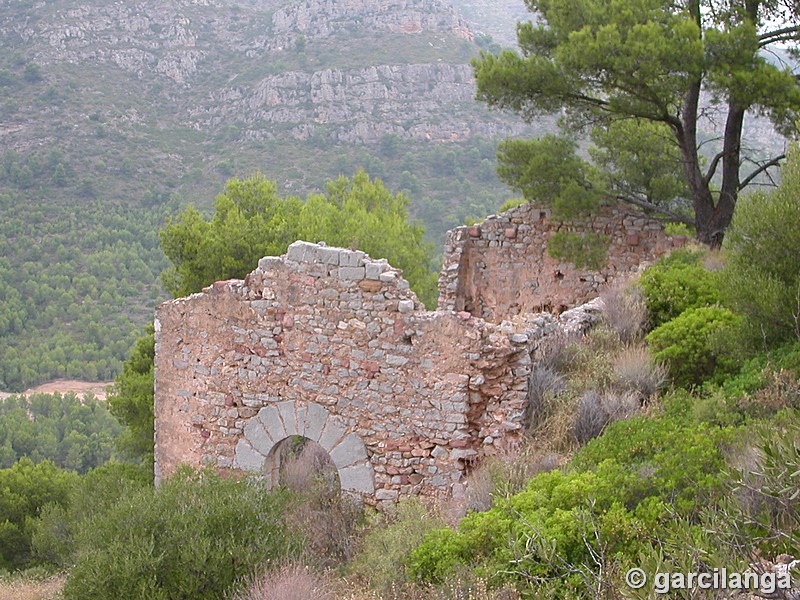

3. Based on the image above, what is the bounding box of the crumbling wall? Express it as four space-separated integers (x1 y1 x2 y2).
154 242 555 505
155 202 681 504
438 204 686 321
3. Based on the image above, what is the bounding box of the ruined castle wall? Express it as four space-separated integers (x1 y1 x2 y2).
438 204 685 321
154 242 550 505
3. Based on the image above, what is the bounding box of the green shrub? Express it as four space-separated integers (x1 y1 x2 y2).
405 527 469 584
30 461 151 567
407 415 734 594
350 499 445 592
646 306 741 388
408 463 650 592
0 458 79 570
705 340 800 401
720 151 800 350
572 416 733 511
628 411 800 597
639 249 721 328
62 468 299 600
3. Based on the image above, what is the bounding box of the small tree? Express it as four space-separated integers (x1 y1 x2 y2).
161 170 437 306
107 326 154 464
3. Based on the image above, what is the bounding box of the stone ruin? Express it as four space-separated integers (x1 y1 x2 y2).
154 203 686 505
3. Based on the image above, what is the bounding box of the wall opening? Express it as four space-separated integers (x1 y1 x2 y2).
264 435 340 498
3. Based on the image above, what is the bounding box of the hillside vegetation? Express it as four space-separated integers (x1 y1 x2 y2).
0 0 543 391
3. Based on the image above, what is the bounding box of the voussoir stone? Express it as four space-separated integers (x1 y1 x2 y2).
258 405 287 443
330 433 368 467
244 418 273 455
234 440 265 472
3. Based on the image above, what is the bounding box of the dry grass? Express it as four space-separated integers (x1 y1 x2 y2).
614 346 669 401
233 563 335 600
333 577 520 600
278 438 363 567
279 438 339 495
600 280 647 342
572 389 640 445
462 445 563 512
0 574 65 600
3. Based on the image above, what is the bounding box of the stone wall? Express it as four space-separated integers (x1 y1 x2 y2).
154 202 683 505
154 241 567 506
438 204 686 322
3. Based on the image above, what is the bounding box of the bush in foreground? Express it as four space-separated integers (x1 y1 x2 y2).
646 306 741 388
62 468 299 600
639 248 721 329
407 415 735 596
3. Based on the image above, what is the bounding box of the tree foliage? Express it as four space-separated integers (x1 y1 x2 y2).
720 147 800 349
0 392 121 473
161 170 437 307
30 461 152 569
0 458 79 570
107 326 155 464
473 0 800 246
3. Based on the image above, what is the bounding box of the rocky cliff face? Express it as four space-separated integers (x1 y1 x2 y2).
2 0 524 144
195 63 527 142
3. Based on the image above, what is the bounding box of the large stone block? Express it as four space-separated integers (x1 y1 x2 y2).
244 418 273 455
233 440 265 472
338 463 375 494
318 246 341 265
365 262 388 280
339 250 366 267
330 433 369 467
338 266 366 280
286 241 319 263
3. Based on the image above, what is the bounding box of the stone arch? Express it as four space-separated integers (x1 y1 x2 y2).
233 400 374 495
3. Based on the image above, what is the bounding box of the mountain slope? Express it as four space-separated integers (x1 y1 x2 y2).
0 0 545 391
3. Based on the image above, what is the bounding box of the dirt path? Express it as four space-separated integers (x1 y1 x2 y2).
0 380 114 401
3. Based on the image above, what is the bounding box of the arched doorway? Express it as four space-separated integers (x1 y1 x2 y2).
233 400 374 496
263 435 339 493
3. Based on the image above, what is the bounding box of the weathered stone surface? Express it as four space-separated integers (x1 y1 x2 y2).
300 402 329 441
155 202 673 505
437 203 678 319
339 266 366 280
276 401 297 436
365 262 387 280
339 463 375 494
233 440 265 472
243 418 273 455
330 433 369 467
397 299 415 313
258 405 287 444
318 416 347 452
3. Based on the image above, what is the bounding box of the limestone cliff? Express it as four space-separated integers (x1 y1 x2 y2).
2 0 530 145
